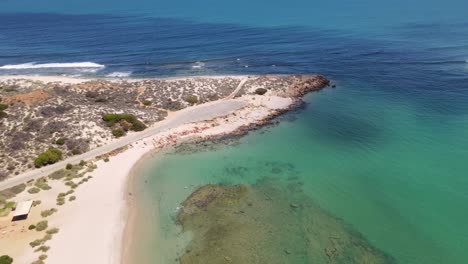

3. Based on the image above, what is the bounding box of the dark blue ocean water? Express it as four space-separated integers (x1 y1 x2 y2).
1 2 468 263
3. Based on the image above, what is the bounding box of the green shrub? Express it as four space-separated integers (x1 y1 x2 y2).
0 255 13 264
0 111 7 119
184 95 198 105
34 246 50 253
28 187 40 194
31 259 45 264
69 196 76 201
143 100 152 106
34 178 51 190
65 163 73 170
255 88 268 95
39 255 47 261
112 128 125 138
55 138 65 145
29 239 43 247
0 104 7 111
32 200 41 207
56 196 65 206
79 160 86 166
28 224 36 230
40 208 57 218
46 227 59 235
35 220 48 231
34 148 63 168
48 169 66 180
104 157 109 162
102 113 147 131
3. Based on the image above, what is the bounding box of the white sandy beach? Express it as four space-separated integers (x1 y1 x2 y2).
0 75 294 264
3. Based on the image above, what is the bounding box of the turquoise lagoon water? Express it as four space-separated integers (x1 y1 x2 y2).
134 82 468 263
1 0 468 263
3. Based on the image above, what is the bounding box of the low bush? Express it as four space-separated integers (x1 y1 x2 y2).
28 224 36 230
39 255 48 260
32 200 41 207
55 138 65 145
65 163 73 170
35 220 48 231
184 95 198 105
34 148 63 168
143 100 152 106
29 239 43 247
0 255 13 264
79 160 86 166
40 208 57 218
34 178 51 190
34 246 50 253
255 88 268 95
28 187 40 194
0 111 7 119
69 196 76 202
102 114 147 132
112 128 125 138
0 103 7 111
46 227 59 235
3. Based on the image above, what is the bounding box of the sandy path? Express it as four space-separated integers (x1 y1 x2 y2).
0 99 247 191
226 77 248 99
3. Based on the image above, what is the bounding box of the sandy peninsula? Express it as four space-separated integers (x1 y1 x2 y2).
0 74 329 263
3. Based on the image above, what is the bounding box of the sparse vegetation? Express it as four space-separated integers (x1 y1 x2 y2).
0 103 7 111
34 148 63 168
0 184 26 199
65 163 73 170
184 95 198 105
69 196 76 201
35 220 48 231
32 200 42 207
143 100 152 106
79 160 86 166
104 157 110 162
28 224 36 230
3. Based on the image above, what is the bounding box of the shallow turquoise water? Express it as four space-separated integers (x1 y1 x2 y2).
135 82 468 263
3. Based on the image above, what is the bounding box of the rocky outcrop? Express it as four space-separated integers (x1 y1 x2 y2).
284 74 330 98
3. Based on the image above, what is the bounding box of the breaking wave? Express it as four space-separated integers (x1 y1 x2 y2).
106 71 132 78
0 62 105 69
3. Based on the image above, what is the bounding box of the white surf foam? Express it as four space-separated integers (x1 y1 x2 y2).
106 71 132 78
0 62 105 70
192 61 205 69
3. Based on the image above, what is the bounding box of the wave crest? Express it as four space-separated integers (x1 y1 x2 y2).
0 62 105 70
106 71 132 78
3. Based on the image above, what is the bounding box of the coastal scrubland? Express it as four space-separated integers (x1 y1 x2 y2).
0 75 328 178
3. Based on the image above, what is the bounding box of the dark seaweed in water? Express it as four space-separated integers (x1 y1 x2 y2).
177 178 395 264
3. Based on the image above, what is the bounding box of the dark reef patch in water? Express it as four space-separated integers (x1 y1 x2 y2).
177 178 395 264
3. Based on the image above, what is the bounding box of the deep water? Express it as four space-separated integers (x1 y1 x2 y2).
1 4 468 263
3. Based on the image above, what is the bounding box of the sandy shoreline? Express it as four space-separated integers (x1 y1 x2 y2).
0 74 329 263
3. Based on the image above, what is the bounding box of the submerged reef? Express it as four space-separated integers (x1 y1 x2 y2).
177 178 394 264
